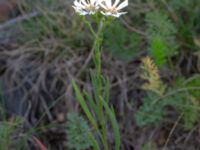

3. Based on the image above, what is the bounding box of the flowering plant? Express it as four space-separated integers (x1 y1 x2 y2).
73 0 128 17
71 0 128 149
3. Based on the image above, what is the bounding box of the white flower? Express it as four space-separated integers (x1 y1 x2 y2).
100 0 128 17
73 0 103 15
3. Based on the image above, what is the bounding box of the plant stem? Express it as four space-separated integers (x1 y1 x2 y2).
92 18 109 150
93 18 104 117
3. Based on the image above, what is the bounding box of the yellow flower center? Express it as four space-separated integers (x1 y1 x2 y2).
86 4 96 11
107 7 118 14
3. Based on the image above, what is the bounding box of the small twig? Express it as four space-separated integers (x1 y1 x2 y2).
184 125 198 144
163 113 183 150
0 11 39 30
40 96 54 122
35 93 66 127
33 136 48 150
120 18 147 37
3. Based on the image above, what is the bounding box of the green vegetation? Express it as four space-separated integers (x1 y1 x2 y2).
66 113 91 150
0 0 200 149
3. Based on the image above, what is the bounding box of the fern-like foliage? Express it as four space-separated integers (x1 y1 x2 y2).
135 92 165 127
183 99 199 129
136 57 166 127
165 90 199 130
141 56 166 96
149 35 168 66
169 0 200 13
146 11 178 66
137 74 200 129
171 77 200 129
66 113 92 150
105 20 141 62
186 76 200 98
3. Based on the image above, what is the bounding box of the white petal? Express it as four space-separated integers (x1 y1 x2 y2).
89 11 96 14
113 0 120 7
101 11 107 15
74 1 85 9
116 0 128 10
80 12 89 15
72 6 78 11
96 0 103 5
90 0 95 5
100 11 105 14
101 11 112 16
78 9 89 15
81 0 88 6
105 0 112 7
73 0 104 15
115 11 127 17
100 3 107 9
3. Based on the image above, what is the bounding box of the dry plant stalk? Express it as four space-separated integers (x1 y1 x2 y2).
141 56 166 96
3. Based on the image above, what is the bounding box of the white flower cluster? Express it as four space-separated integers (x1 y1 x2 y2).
73 0 128 17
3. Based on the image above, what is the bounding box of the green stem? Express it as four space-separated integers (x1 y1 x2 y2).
93 18 104 115
92 18 109 150
81 16 96 37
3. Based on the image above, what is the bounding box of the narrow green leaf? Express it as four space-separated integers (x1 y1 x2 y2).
72 80 98 131
100 97 121 150
103 77 110 102
84 91 98 114
91 73 100 102
88 132 101 150
91 74 102 120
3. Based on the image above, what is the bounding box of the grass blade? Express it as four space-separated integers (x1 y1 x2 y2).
88 132 101 150
72 80 98 131
100 97 121 150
